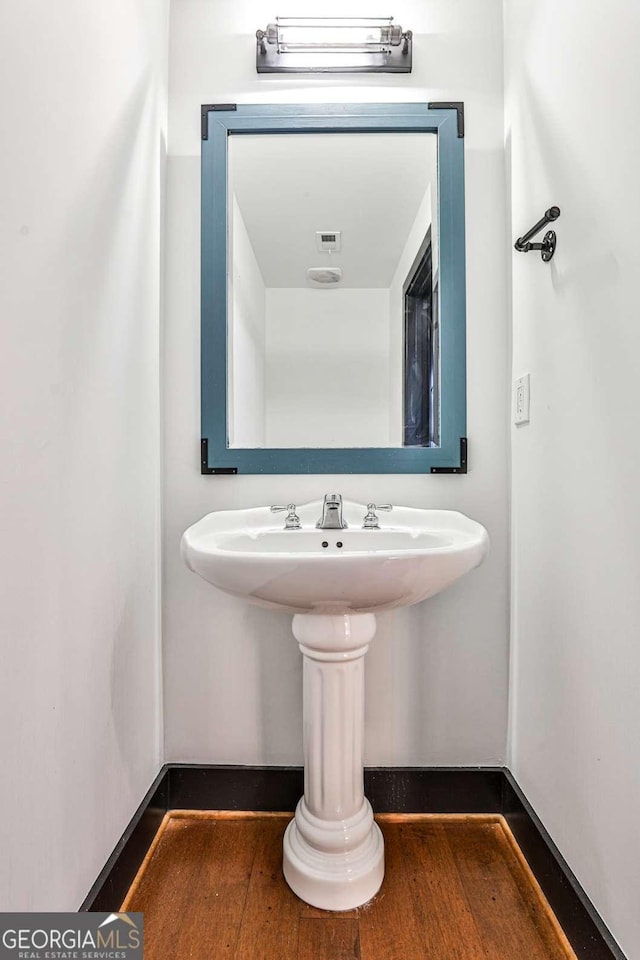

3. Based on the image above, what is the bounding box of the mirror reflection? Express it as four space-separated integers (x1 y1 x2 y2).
227 132 438 449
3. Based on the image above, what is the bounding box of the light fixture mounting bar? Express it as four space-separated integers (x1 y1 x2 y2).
256 16 412 74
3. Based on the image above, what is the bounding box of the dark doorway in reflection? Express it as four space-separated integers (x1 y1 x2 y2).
403 227 440 447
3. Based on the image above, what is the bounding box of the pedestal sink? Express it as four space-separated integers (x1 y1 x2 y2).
181 498 489 911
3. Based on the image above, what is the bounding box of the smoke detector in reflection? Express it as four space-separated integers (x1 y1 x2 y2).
316 231 342 253
307 267 343 286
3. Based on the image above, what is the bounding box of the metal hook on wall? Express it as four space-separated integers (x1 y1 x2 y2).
514 206 561 262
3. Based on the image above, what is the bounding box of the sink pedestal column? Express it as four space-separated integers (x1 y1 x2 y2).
283 613 384 911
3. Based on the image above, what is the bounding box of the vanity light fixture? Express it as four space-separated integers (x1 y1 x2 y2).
256 17 412 73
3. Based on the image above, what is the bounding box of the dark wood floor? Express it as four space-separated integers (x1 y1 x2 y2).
122 812 575 960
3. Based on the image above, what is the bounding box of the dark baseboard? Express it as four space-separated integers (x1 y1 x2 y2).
168 763 304 811
365 766 505 813
167 763 506 815
79 767 168 913
80 764 626 960
502 772 626 960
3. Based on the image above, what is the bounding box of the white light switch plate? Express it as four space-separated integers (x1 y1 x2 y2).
514 374 530 424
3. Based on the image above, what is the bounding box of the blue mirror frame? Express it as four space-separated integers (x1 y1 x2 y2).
201 102 466 475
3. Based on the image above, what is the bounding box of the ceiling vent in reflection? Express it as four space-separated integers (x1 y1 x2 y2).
307 267 343 286
316 230 342 253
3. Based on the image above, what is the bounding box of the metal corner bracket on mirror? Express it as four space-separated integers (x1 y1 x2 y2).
200 102 467 475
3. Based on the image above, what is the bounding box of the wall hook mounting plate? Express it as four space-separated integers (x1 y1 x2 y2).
541 230 557 262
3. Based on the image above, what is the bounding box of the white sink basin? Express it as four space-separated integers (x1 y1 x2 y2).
181 500 489 614
181 498 489 912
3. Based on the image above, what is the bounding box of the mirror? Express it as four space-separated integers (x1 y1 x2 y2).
227 133 439 449
200 103 466 475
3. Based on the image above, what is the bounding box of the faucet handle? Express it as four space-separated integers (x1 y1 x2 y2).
363 503 393 529
270 504 302 530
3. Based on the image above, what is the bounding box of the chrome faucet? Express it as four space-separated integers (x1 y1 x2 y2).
270 503 301 529
316 493 348 530
362 503 393 529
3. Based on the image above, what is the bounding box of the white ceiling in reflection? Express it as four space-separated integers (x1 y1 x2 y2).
229 132 437 289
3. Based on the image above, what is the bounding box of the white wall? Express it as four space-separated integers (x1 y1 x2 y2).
0 0 167 910
229 195 266 447
164 0 509 767
505 2 640 957
265 288 391 448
